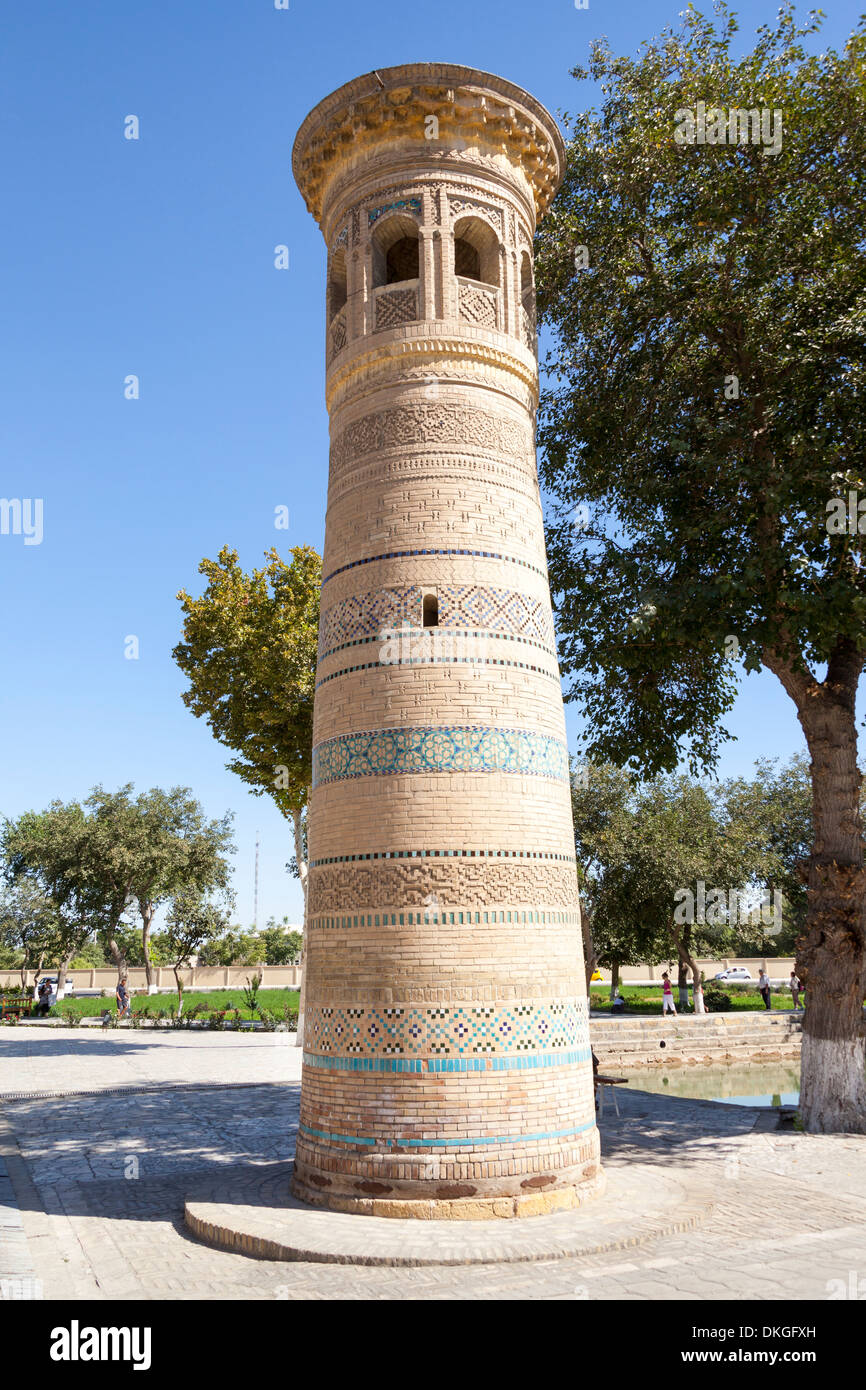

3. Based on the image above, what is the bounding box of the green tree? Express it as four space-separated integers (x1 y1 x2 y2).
0 877 66 990
174 545 319 905
536 5 866 1129
571 762 665 991
164 890 232 1011
69 940 109 970
174 544 319 1041
259 920 303 965
3 787 234 989
2 803 101 995
125 786 234 989
573 762 794 1009
196 927 263 967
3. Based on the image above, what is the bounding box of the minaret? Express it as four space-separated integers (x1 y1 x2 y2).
292 63 602 1217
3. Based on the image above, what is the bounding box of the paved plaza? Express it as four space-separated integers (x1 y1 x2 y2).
1 1030 865 1300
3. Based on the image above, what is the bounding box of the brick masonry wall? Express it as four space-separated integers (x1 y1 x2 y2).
291 65 599 1216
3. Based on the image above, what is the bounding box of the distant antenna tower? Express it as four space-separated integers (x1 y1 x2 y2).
253 831 260 929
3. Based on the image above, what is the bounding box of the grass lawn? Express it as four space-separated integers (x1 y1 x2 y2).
590 985 798 1014
47 988 300 1022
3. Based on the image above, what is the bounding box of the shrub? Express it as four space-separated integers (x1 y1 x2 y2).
703 988 731 1012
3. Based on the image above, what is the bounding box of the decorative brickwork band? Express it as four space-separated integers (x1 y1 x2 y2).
328 402 533 474
307 856 579 915
312 726 569 787
306 997 588 1058
317 584 556 657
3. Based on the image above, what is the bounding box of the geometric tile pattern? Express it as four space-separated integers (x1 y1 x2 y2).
312 726 569 786
318 583 556 657
306 998 588 1058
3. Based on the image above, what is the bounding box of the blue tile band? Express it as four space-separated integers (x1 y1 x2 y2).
299 1119 596 1149
312 726 569 786
302 1046 591 1073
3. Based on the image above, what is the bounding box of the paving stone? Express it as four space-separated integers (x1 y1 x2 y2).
1 1031 865 1299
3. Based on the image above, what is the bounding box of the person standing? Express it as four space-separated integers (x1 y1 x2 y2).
758 968 772 1010
37 978 52 1017
661 971 677 1015
116 977 131 1020
790 971 801 1009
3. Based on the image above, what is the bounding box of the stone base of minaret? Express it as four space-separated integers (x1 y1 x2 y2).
290 1161 605 1220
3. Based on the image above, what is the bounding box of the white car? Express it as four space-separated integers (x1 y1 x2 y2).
714 967 753 981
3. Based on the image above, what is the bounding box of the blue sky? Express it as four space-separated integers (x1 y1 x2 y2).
1 0 860 927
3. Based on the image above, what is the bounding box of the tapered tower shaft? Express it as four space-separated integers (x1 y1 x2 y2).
292 63 601 1217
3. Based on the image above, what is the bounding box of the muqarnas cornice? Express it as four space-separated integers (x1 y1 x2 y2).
292 63 565 229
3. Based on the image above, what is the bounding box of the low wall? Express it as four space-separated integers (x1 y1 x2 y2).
1 957 795 994
597 958 797 984
0 964 302 992
590 1012 802 1068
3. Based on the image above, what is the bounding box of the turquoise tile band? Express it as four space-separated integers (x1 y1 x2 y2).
302 1046 591 1073
312 725 569 786
299 1119 597 1149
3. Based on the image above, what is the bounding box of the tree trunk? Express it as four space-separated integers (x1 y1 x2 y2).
795 673 866 1133
107 934 127 985
677 924 691 1007
763 640 866 1133
173 965 185 1017
293 803 308 1047
141 902 155 989
579 891 598 994
56 952 73 1001
609 960 620 1002
23 951 45 992
671 922 704 1013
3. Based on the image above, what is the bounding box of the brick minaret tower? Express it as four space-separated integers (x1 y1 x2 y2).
291 63 601 1218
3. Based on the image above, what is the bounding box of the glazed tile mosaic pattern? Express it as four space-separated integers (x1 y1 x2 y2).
312 725 569 786
368 196 422 225
306 998 588 1060
317 583 556 657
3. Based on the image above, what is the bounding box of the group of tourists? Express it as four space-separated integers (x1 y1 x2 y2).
659 969 802 1015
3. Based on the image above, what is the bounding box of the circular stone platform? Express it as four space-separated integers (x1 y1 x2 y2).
184 1162 714 1266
